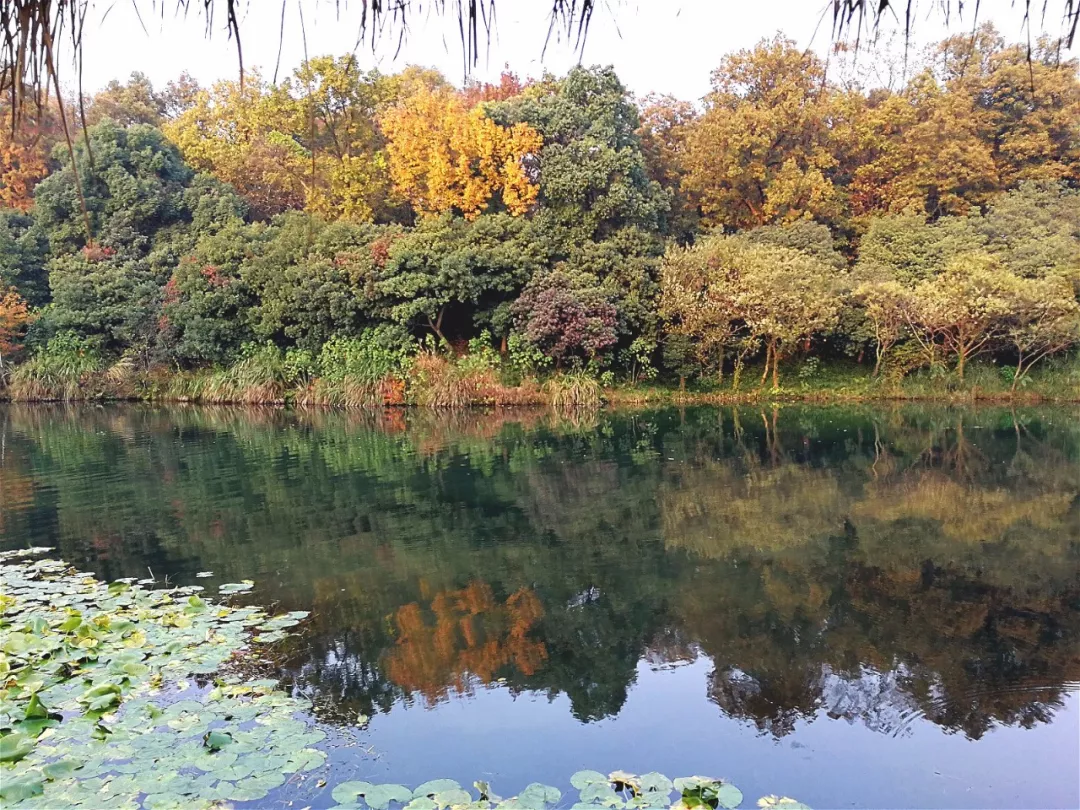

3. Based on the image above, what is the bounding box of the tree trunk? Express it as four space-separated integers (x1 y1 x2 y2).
427 308 447 345
872 347 883 378
760 342 772 386
772 343 780 389
956 348 966 380
500 333 508 355
679 375 686 392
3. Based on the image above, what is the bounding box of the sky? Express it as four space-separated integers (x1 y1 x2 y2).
67 0 1059 101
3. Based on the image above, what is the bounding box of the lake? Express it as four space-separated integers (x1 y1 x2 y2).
1 403 1078 809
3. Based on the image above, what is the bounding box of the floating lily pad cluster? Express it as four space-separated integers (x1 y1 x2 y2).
328 772 808 810
0 549 319 808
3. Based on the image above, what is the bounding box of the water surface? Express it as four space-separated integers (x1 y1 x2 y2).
2 404 1078 808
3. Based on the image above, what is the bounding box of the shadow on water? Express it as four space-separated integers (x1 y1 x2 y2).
2 402 1079 806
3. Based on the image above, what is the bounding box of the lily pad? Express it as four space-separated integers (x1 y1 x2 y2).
414 779 464 799
219 581 254 595
519 783 562 808
433 787 473 808
572 771 609 789
639 773 674 795
0 731 35 762
0 771 45 803
715 784 744 809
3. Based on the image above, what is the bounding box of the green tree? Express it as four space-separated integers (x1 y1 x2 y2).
488 66 669 240
376 213 545 345
87 72 166 127
0 209 50 307
906 253 1018 378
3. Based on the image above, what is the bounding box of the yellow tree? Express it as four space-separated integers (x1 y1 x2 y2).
293 56 400 222
682 37 845 230
163 74 309 219
935 28 1080 188
379 84 542 220
636 93 699 238
848 77 999 217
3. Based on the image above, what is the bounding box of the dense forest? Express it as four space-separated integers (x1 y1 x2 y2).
0 25 1078 403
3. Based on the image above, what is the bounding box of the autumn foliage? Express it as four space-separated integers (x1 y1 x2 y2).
380 84 542 219
0 287 31 362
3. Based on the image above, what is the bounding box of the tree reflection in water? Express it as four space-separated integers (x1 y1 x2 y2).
2 403 1078 740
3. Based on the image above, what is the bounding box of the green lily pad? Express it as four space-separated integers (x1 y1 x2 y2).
0 731 35 762
519 783 562 808
0 771 45 802
203 730 234 751
43 758 83 779
433 788 473 808
639 773 673 795
415 780 464 799
580 783 623 806
219 581 254 595
715 784 744 809
571 771 609 789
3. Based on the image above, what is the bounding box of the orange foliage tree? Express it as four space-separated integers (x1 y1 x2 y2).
0 287 31 367
379 86 542 220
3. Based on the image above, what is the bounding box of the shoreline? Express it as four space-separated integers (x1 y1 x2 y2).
2 387 1078 408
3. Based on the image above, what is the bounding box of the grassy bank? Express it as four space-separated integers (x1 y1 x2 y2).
2 353 1078 408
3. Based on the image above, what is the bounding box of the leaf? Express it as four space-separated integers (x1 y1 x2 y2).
674 777 716 794
406 799 439 810
414 780 463 799
579 783 622 806
571 771 609 790
0 731 35 762
367 784 416 809
0 772 44 802
519 783 561 808
204 730 234 751
715 784 744 809
43 758 83 779
638 774 673 795
431 787 472 808
195 572 214 578
219 580 254 594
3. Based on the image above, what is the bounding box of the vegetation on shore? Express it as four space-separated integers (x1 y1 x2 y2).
1 26 1078 404
2 351 1077 407
0 549 808 809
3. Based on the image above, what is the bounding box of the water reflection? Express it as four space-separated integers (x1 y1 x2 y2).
2 404 1078 747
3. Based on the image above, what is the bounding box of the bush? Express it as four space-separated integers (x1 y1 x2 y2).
8 332 104 400
544 372 603 409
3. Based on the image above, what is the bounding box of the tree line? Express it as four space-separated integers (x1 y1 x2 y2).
0 24 1078 397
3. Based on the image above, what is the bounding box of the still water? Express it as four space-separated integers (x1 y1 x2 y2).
1 404 1078 808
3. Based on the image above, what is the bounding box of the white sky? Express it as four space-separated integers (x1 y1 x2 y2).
68 0 1057 101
